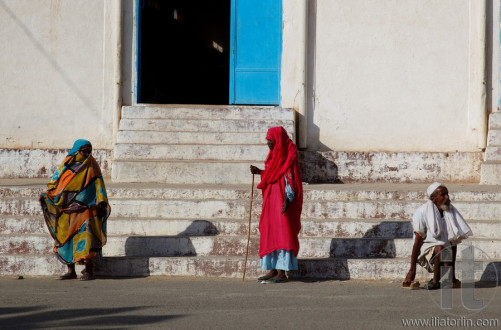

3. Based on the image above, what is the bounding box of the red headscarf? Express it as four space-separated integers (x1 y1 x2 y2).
257 127 299 191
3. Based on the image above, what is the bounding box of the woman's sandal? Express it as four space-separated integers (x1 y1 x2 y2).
257 275 273 281
80 271 94 281
58 273 77 280
263 277 288 284
258 271 278 281
401 280 420 290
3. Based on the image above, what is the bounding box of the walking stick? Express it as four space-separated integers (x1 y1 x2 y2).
243 174 255 281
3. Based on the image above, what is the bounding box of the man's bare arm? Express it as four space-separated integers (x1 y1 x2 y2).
404 233 424 283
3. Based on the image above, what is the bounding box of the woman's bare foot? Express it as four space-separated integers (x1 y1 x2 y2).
80 260 94 281
270 270 287 280
263 270 289 283
59 264 77 280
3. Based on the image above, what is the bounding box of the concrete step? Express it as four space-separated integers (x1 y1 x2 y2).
117 255 499 280
0 216 47 234
480 161 501 184
99 199 501 221
98 236 501 260
487 130 501 146
117 131 269 145
5 195 501 222
483 147 501 161
3 234 500 260
487 112 501 129
111 160 263 184
118 118 294 133
2 254 499 281
0 182 259 200
121 105 295 121
3 216 501 240
0 255 67 276
113 106 296 184
114 144 269 161
6 181 501 202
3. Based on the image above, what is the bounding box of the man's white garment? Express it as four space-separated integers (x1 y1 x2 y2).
412 200 473 272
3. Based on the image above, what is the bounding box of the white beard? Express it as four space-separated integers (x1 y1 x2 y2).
441 203 451 211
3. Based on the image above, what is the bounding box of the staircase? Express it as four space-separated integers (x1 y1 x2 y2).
111 105 295 184
2 106 500 281
1 181 500 281
481 112 501 184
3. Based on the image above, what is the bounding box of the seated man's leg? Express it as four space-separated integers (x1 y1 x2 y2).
451 245 458 281
441 244 460 288
423 245 443 290
440 243 454 284
432 245 442 283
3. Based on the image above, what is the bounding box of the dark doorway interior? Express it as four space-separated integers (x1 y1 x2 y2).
139 0 230 104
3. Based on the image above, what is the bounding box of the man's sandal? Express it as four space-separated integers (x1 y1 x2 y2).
401 280 420 290
423 280 440 290
58 273 77 280
442 279 461 289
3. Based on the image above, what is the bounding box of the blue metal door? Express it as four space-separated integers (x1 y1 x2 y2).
230 0 282 105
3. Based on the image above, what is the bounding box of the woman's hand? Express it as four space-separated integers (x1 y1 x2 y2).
96 202 108 219
250 165 261 175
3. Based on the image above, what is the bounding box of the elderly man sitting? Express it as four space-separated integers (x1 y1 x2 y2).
402 182 473 290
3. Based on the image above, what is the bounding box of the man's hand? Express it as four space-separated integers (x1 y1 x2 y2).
281 197 289 214
250 165 261 175
404 269 416 284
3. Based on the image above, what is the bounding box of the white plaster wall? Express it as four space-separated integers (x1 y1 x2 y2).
1 1 487 154
0 0 116 150
282 0 486 152
281 0 307 128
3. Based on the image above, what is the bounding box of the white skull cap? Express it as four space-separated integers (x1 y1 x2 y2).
426 182 442 197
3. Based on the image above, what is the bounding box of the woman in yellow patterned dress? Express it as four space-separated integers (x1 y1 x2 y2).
40 139 110 280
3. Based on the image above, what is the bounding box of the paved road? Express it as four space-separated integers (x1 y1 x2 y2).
0 276 500 329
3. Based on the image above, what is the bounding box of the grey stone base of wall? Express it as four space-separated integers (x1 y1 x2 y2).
299 150 483 184
0 148 483 183
0 148 112 179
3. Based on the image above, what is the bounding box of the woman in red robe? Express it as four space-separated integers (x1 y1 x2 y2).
250 126 303 283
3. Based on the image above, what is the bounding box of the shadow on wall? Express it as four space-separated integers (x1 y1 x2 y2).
293 221 411 281
477 262 501 287
292 219 501 286
98 220 219 278
298 149 342 184
297 88 343 184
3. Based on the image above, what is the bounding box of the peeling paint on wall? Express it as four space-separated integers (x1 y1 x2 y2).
0 148 112 178
299 150 482 183
0 148 482 183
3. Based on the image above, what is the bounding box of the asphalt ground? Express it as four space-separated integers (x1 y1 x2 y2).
0 276 500 330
